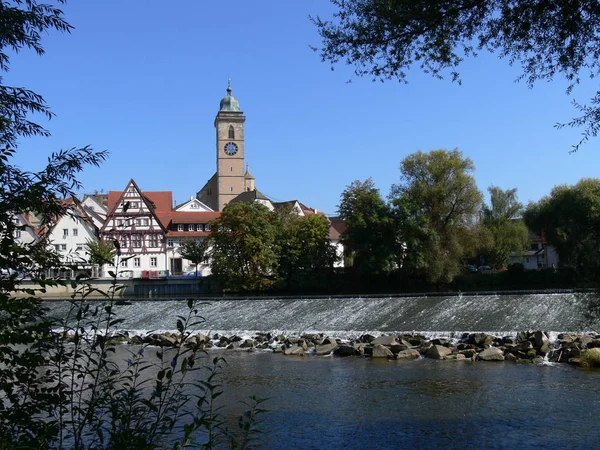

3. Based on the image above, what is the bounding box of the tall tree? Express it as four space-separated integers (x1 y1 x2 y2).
208 202 278 291
275 210 337 287
337 178 396 274
390 149 483 282
480 186 529 268
312 0 600 151
524 178 600 276
178 238 209 276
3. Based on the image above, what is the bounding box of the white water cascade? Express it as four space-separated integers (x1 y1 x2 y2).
44 292 600 339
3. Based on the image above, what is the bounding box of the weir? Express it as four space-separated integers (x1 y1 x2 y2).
44 291 600 338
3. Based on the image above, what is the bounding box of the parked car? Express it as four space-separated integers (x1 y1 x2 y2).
478 265 493 271
464 264 478 272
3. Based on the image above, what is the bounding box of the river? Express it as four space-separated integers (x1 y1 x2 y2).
44 292 600 449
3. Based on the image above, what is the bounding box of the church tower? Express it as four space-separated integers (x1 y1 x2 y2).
197 82 251 211
214 81 246 211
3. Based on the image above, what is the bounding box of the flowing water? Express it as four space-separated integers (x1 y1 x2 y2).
46 292 600 337
45 292 600 449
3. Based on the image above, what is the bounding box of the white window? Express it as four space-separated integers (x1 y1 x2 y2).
177 224 184 232
142 219 149 226
72 228 78 237
121 260 128 268
121 239 128 248
134 257 140 268
190 203 198 209
150 257 157 267
167 239 174 247
131 234 142 248
205 224 211 231
54 244 60 251
61 244 67 251
63 229 69 237
149 235 159 247
117 219 123 227
189 224 195 232
76 245 83 251
14 230 21 238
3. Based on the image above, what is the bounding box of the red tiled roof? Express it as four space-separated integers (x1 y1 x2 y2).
170 211 221 224
165 231 211 238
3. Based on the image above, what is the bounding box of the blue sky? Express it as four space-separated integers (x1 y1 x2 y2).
7 1 600 216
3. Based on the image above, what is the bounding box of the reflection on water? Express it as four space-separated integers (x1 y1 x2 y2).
211 351 600 450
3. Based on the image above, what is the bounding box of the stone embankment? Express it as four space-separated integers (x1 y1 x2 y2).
98 330 600 367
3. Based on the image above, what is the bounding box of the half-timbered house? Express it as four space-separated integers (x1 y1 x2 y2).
101 180 220 277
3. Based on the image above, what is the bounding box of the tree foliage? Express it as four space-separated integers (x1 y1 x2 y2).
312 0 600 150
275 208 337 287
85 238 116 267
480 186 529 268
209 202 279 291
337 178 396 274
390 149 483 282
524 178 600 276
179 238 209 276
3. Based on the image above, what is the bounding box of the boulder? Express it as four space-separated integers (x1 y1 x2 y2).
323 336 339 345
283 345 305 356
360 334 376 343
389 343 409 354
315 342 339 356
334 345 358 357
426 345 452 359
533 331 549 349
477 347 505 361
395 348 420 360
469 333 493 347
406 336 425 346
458 349 477 358
239 339 255 348
371 335 398 346
353 343 368 356
372 344 394 358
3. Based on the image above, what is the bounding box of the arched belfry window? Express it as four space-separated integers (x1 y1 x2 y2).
228 125 235 139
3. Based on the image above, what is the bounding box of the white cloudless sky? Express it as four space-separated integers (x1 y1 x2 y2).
7 1 600 215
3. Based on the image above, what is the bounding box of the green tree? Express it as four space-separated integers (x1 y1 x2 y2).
209 202 278 291
312 0 600 151
275 211 336 288
179 238 209 276
480 186 529 268
337 178 396 274
0 2 108 445
524 178 600 276
86 238 116 266
390 149 483 282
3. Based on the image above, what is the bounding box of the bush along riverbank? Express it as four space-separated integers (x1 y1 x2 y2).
78 330 600 368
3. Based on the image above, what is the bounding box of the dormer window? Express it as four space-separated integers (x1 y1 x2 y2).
228 125 235 139
177 224 184 232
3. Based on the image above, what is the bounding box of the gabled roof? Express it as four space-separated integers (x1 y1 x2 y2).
174 197 214 212
328 217 347 241
229 189 271 204
169 211 221 224
104 179 171 232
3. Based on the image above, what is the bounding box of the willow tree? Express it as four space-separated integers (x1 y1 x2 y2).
391 149 483 283
312 0 600 151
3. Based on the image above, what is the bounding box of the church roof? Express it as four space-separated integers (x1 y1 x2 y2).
229 189 271 204
219 82 241 112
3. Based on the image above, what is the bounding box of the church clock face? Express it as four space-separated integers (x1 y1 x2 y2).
224 142 238 156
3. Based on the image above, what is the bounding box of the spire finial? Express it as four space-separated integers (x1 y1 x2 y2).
227 78 232 95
